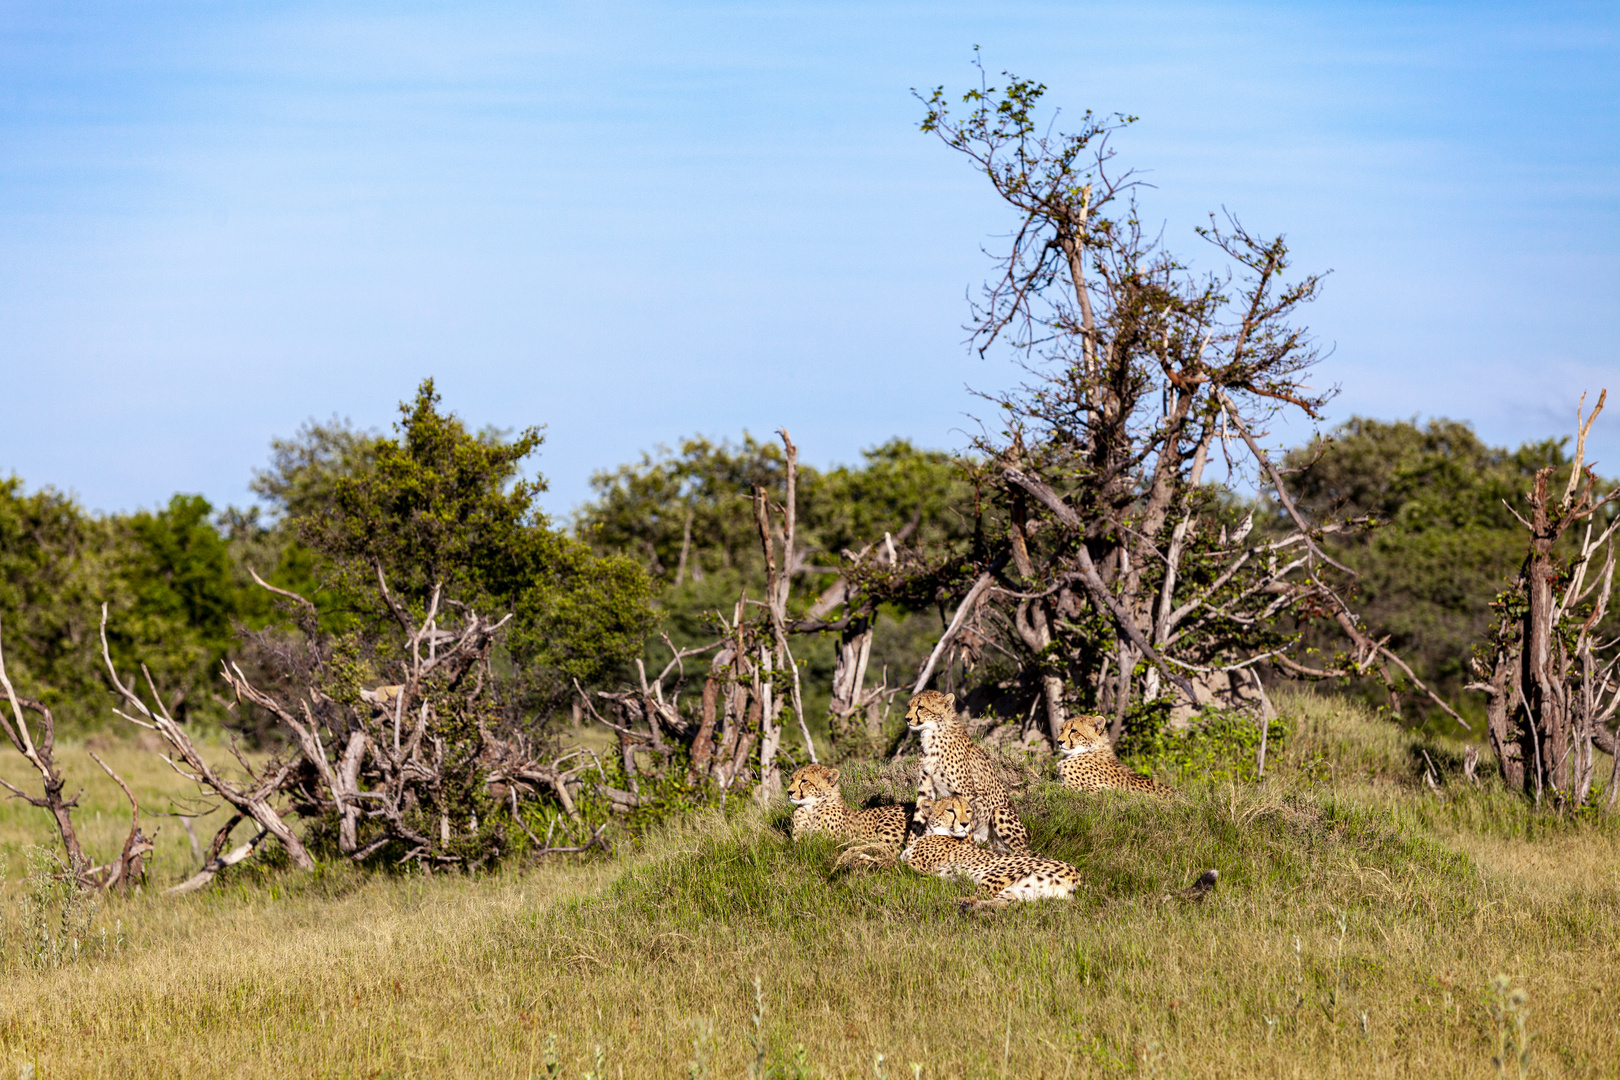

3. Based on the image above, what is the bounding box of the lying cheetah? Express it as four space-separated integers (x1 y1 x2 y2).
786 764 909 852
1057 715 1174 795
900 796 1080 910
905 690 1031 853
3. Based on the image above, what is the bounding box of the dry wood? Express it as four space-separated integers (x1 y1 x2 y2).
1469 390 1620 804
0 617 150 890
100 604 315 871
167 827 270 896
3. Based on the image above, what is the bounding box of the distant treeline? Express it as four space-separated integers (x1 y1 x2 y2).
0 390 1597 734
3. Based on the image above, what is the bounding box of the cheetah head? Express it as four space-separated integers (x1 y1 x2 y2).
905 690 956 732
923 795 974 838
1057 715 1110 758
786 763 841 806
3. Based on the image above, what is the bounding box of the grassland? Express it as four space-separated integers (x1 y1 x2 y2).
1 692 1617 1078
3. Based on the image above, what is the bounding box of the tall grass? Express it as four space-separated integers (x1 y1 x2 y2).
0 692 1616 1077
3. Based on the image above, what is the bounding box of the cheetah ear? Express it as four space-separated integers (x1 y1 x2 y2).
826 767 840 785
944 692 956 709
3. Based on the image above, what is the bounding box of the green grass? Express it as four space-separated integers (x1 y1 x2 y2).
1 691 1617 1077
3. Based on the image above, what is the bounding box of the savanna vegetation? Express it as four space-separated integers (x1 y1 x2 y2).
1 59 1616 1078
1 692 1616 1076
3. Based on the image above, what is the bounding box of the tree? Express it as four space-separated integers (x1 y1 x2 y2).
1468 393 1620 806
898 59 1460 747
0 478 120 726
88 382 660 878
1285 417 1584 726
0 479 250 729
115 494 241 722
296 380 655 707
579 436 975 754
251 416 381 525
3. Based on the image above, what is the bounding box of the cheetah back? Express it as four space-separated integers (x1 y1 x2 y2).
1056 715 1175 795
787 763 909 848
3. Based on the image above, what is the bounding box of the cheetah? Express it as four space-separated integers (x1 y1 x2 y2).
786 764 909 852
900 796 1081 910
905 690 1031 853
1056 714 1174 795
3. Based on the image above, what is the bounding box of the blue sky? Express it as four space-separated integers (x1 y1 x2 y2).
1 1 1616 518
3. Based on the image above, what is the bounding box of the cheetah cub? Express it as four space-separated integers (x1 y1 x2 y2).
1057 715 1174 795
900 796 1081 910
786 764 909 852
905 690 1031 853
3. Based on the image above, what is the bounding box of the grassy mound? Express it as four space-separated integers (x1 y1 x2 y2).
0 690 1616 1077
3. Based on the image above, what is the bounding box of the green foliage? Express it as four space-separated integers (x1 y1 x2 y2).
579 435 972 593
294 380 655 701
114 494 241 720
1287 417 1571 530
0 478 251 727
0 477 121 726
6 846 124 971
305 382 548 608
1488 974 1533 1078
250 415 381 525
577 435 974 728
1284 417 1618 729
1115 706 1286 786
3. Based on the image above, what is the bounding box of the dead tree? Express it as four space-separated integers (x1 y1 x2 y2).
1470 392 1620 806
752 429 818 772
0 617 151 891
100 603 315 871
589 613 775 804
814 524 913 757
906 66 1458 745
590 430 864 796
100 561 611 882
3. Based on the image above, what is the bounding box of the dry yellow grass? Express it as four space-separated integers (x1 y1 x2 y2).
0 696 1616 1078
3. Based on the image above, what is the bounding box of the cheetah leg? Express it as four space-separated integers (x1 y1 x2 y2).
912 763 936 829
957 896 1012 912
986 802 1030 854
969 799 995 848
959 877 1016 911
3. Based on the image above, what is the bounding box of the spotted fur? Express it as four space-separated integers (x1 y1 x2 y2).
905 690 1031 853
786 764 909 851
1056 715 1174 795
900 796 1080 909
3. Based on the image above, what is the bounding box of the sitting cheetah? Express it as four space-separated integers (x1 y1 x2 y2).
905 690 1031 853
900 796 1081 910
1057 715 1174 795
786 764 909 852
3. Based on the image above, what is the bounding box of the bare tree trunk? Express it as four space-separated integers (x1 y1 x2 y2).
753 430 817 769
1480 653 1524 793
674 503 694 586
1471 392 1619 804
828 617 874 754
755 645 782 800
1522 468 1570 794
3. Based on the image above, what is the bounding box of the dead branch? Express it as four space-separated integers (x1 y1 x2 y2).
86 749 153 892
1002 466 1201 705
100 604 316 870
1215 389 1353 575
913 570 1000 694
167 828 271 896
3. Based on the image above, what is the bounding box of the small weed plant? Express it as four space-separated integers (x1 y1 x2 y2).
7 846 123 972
1489 974 1532 1078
